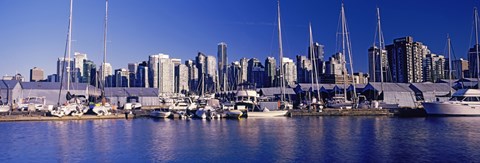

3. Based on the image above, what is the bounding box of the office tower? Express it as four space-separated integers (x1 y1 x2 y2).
149 54 160 88
368 46 389 82
246 58 265 88
128 63 138 87
115 68 129 87
74 52 87 82
423 54 446 82
325 53 344 75
206 55 217 93
136 62 149 88
452 58 469 79
385 36 425 83
217 42 228 91
282 57 296 86
264 57 277 87
82 60 95 85
100 62 113 87
185 60 198 94
296 55 312 83
308 42 326 75
229 61 242 90
150 54 174 94
239 58 248 83
175 64 189 94
56 57 75 84
30 67 44 82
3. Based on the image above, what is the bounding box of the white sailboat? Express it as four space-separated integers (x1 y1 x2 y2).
362 7 399 109
422 7 480 116
303 23 324 111
326 2 357 109
92 0 112 116
244 0 288 117
50 0 87 117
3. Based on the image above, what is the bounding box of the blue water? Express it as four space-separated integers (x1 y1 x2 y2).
0 116 479 162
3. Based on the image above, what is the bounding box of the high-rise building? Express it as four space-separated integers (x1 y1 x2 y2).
452 58 469 79
30 67 44 82
100 62 113 87
368 46 389 82
136 62 149 88
264 57 277 87
468 44 480 78
229 61 242 90
128 63 138 87
185 60 198 94
206 55 217 93
247 58 265 88
282 57 296 86
385 36 425 83
74 52 87 82
175 64 189 94
217 42 228 91
423 53 446 82
115 68 129 87
56 57 75 84
82 60 96 86
296 55 312 83
325 53 344 75
152 54 174 94
239 58 248 83
308 42 326 75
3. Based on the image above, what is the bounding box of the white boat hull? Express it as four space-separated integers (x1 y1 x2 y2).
92 105 112 116
246 110 288 117
150 111 171 118
226 110 243 118
423 102 480 116
0 105 10 113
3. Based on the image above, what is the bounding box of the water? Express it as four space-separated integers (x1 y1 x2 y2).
1 116 479 162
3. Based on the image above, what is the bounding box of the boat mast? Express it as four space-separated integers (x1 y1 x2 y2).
475 7 480 88
376 7 385 98
67 0 73 91
339 2 357 102
277 0 285 102
309 23 314 102
447 34 452 94
102 0 108 97
309 23 321 102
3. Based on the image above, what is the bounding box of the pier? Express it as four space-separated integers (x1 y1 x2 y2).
290 108 394 116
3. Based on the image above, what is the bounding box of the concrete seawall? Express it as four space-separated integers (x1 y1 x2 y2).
290 109 394 116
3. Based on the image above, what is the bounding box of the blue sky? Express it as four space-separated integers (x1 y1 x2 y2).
0 0 477 78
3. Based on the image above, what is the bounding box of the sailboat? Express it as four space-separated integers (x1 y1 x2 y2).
326 2 357 109
92 0 112 116
50 0 88 117
302 23 324 111
422 7 480 116
361 7 399 109
245 0 288 117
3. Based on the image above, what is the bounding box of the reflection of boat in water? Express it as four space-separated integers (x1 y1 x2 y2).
150 109 172 118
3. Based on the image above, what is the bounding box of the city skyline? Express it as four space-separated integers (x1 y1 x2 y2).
0 0 477 77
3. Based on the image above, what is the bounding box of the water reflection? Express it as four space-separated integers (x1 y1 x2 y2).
0 117 480 162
